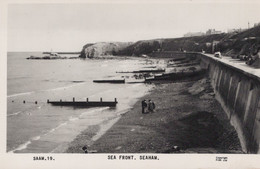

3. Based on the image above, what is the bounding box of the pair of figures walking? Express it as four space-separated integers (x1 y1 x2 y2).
141 99 155 114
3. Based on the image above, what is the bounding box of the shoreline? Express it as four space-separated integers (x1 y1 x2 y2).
65 86 155 153
65 76 242 153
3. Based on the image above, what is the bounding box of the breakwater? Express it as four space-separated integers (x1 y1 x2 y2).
154 51 260 153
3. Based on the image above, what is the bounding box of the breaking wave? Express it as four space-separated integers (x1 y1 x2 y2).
7 111 22 117
7 92 34 98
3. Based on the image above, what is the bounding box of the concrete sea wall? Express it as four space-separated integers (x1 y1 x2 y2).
152 51 260 153
198 53 260 153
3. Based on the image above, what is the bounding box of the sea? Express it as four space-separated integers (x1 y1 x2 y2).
7 52 158 153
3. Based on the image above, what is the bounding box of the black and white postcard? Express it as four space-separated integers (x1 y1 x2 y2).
1 0 260 168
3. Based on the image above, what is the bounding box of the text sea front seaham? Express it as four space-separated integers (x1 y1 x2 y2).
108 155 159 160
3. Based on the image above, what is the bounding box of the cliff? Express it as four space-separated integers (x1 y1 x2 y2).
79 42 132 58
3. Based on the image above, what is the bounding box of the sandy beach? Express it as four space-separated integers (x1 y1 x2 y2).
66 75 242 153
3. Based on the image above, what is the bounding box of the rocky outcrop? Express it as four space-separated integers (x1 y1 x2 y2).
116 39 163 56
79 42 133 58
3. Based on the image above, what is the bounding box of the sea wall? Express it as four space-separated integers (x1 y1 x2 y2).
154 51 260 153
198 53 260 153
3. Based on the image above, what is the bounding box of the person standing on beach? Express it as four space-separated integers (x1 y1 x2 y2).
148 100 152 113
152 101 155 112
141 99 147 114
148 100 156 113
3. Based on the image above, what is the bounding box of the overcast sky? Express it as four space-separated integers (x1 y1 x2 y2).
7 1 260 52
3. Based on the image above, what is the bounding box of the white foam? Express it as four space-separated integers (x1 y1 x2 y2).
8 135 41 153
8 141 31 153
9 120 71 153
32 136 41 141
44 82 87 92
54 122 67 131
79 107 109 118
116 108 130 116
7 91 34 98
41 108 108 140
69 117 79 122
43 121 69 136
7 111 22 117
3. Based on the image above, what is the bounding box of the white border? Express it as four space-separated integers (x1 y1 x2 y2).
1 0 260 168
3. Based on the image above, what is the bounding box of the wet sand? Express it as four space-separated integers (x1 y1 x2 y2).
66 76 242 153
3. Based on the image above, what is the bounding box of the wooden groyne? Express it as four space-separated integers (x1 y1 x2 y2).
116 69 165 73
145 69 206 82
93 79 125 83
47 98 118 107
